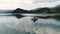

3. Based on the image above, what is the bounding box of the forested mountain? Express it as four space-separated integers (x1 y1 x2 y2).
0 5 60 14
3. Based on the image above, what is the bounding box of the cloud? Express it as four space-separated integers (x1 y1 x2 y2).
0 0 19 9
34 1 60 7
18 1 60 10
33 0 60 3
0 0 60 10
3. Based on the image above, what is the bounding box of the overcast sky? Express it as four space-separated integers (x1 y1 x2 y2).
0 0 60 10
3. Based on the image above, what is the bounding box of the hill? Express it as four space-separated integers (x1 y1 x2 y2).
0 5 60 14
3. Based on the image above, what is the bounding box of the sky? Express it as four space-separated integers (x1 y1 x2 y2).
0 0 60 10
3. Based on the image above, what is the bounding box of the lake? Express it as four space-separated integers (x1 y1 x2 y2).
0 14 60 34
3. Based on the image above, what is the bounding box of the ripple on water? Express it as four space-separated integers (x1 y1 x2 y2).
0 17 60 34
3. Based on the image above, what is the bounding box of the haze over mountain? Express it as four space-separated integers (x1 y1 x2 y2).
0 5 60 14
11 5 60 14
0 10 13 13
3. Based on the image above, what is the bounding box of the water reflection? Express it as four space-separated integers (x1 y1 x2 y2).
53 15 60 21
0 15 60 34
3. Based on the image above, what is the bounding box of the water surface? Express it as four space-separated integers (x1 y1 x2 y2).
0 14 60 34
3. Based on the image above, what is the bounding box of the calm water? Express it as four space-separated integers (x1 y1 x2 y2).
0 14 60 34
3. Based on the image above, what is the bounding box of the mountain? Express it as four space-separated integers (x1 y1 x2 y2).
12 8 29 13
0 10 13 13
52 5 60 13
30 5 60 14
30 7 51 13
0 5 60 14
